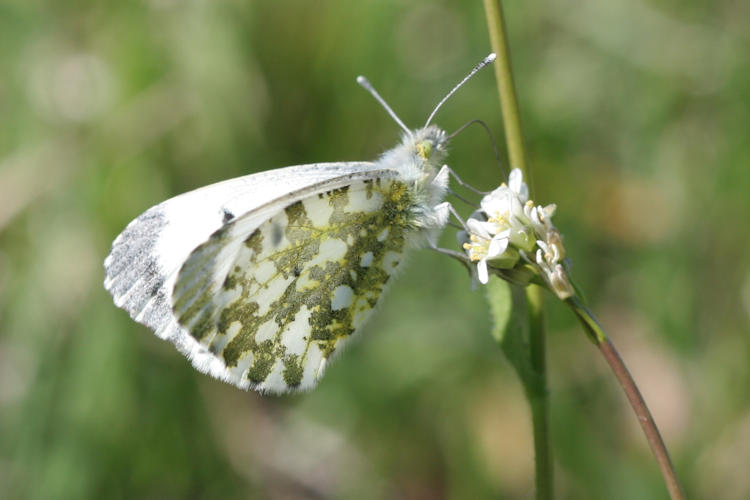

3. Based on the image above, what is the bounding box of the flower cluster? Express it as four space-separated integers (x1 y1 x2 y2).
461 168 574 300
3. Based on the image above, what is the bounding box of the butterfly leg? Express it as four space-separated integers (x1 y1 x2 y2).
427 201 471 265
430 244 471 264
447 188 478 209
437 164 490 210
441 165 488 196
442 201 471 233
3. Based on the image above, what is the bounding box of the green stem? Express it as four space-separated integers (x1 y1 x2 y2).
483 1 551 499
482 0 527 175
566 296 685 500
527 285 552 500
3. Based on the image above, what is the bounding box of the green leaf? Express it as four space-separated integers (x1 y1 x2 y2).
485 276 513 345
484 279 544 398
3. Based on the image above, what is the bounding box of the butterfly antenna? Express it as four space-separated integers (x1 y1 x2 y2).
424 53 496 127
357 76 412 137
448 119 505 176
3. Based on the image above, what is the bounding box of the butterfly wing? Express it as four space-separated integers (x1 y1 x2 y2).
171 170 424 393
104 162 377 348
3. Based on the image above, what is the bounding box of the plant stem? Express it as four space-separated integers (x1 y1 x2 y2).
527 285 552 500
483 1 552 499
567 296 685 500
482 0 527 175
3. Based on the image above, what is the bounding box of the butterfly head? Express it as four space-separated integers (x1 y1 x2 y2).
358 52 495 173
410 125 448 169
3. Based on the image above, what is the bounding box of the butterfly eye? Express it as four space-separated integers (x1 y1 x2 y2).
416 140 433 159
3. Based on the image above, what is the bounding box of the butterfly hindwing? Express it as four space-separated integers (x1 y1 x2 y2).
173 172 419 393
104 163 377 358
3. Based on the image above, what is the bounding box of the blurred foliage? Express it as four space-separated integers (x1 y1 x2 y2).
1 0 748 499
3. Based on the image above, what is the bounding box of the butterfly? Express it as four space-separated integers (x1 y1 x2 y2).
104 54 495 394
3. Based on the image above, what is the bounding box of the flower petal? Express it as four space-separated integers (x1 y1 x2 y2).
477 259 489 284
466 218 492 239
487 230 511 257
508 168 522 193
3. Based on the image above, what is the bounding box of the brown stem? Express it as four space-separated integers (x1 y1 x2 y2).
598 338 685 500
568 297 685 500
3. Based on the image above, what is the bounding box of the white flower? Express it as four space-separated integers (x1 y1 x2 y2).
463 219 513 284
461 168 574 299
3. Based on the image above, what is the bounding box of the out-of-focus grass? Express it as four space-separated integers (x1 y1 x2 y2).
0 1 748 498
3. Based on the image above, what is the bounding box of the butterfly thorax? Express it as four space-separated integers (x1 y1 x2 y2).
376 124 449 221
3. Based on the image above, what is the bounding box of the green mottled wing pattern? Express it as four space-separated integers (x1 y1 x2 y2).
173 175 417 393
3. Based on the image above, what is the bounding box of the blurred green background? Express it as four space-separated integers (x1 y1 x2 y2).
1 0 748 498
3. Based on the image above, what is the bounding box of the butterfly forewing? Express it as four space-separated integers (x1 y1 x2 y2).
172 173 419 393
104 162 378 341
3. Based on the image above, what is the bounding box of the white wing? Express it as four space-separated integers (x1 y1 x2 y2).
103 162 378 357
105 130 452 394
171 169 415 393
